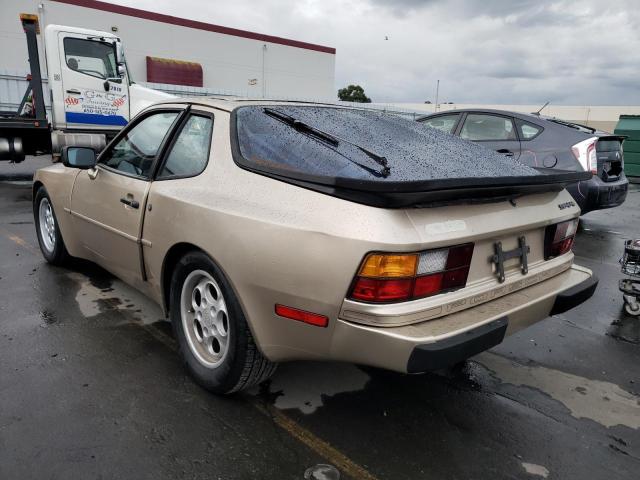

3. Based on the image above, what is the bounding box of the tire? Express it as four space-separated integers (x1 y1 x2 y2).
169 251 277 394
33 187 70 266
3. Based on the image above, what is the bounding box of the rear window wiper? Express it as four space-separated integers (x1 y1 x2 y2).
263 107 391 178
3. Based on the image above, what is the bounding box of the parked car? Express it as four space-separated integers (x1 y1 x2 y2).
33 99 597 394
416 109 628 214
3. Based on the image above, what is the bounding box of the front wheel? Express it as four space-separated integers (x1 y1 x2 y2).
33 187 70 265
170 251 276 394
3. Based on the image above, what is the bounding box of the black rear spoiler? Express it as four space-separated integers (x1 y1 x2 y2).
263 169 592 208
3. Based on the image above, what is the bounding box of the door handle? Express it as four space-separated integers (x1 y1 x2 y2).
66 89 81 95
497 149 514 157
120 197 139 209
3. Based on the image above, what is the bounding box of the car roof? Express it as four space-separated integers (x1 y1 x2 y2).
417 108 614 134
419 108 545 122
151 96 354 113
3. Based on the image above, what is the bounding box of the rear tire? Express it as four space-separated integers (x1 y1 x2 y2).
169 251 276 394
33 187 70 266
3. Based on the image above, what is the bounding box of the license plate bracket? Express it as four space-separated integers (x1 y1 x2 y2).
491 236 530 283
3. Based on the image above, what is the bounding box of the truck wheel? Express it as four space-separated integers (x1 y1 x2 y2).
34 187 70 265
169 251 277 394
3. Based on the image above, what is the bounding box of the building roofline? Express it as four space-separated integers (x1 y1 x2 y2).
51 0 337 54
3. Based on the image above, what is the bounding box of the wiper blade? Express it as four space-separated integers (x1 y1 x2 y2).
263 107 390 178
264 108 339 146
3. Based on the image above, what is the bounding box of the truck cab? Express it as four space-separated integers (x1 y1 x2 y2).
44 24 171 134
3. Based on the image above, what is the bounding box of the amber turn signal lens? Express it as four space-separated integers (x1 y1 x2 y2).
359 254 418 278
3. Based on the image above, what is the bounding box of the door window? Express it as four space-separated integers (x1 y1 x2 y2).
460 114 517 141
158 115 214 178
63 37 117 79
99 112 180 177
419 114 460 134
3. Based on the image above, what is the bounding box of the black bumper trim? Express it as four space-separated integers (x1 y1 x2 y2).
549 274 598 315
406 317 508 373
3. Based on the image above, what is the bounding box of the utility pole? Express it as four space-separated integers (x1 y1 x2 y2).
435 79 440 112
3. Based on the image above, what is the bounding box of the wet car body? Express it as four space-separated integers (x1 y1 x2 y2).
417 109 629 214
33 98 597 393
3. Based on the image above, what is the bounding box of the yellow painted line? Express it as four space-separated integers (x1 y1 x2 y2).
0 228 39 255
253 402 379 480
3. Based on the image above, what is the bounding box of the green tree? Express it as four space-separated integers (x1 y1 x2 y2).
337 84 372 103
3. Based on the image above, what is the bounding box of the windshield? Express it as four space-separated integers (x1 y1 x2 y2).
233 105 539 185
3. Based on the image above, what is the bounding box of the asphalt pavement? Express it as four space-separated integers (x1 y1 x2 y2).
0 159 638 480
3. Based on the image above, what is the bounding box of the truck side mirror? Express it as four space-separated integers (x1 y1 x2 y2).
117 64 126 77
115 42 125 67
61 146 97 169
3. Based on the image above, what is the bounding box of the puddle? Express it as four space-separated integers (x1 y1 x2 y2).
67 272 162 324
253 362 370 414
521 462 549 478
478 352 640 429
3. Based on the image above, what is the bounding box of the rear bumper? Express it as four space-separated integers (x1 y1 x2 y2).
329 264 596 373
549 274 598 315
567 175 628 214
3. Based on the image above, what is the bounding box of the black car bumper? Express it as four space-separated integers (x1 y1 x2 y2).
566 175 629 214
406 275 598 373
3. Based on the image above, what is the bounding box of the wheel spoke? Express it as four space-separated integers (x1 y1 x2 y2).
180 270 231 368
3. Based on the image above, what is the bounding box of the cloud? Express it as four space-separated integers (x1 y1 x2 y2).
109 0 640 105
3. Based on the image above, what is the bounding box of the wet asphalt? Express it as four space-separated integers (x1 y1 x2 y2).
0 161 638 480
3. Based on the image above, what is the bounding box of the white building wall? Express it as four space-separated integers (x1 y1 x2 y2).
0 0 335 101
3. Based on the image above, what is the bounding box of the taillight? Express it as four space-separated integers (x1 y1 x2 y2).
348 244 474 304
544 219 578 260
571 137 598 174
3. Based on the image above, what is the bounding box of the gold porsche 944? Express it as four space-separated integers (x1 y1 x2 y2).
33 99 597 393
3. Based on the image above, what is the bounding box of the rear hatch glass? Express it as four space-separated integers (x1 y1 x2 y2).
231 105 590 207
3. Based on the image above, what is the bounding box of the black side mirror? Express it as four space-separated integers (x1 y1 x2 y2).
61 146 97 169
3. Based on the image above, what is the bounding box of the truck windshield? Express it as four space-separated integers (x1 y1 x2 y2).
233 105 540 184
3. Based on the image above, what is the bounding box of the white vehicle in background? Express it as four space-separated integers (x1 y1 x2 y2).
0 14 172 162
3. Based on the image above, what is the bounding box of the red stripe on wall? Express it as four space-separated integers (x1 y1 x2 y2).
146 56 203 87
51 0 337 54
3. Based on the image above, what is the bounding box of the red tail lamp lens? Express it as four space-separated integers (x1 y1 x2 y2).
544 219 578 260
349 243 474 304
412 273 443 297
350 277 413 302
275 304 328 327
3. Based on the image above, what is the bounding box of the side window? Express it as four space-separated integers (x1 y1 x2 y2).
516 120 543 140
420 114 460 134
158 115 213 178
100 112 179 177
460 114 517 141
63 38 117 79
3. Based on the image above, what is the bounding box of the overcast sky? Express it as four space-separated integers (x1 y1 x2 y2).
110 0 640 105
